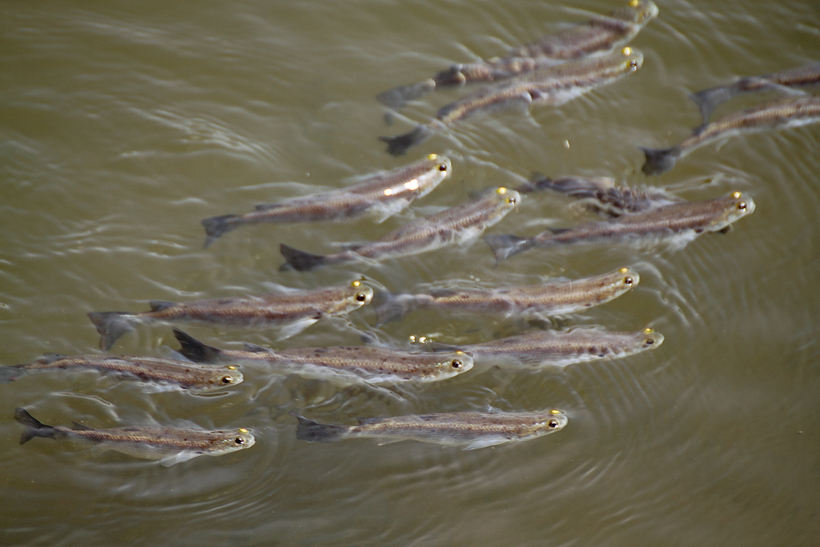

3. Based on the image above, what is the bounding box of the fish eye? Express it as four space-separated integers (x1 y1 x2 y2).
629 60 638 70
356 293 368 302
451 359 462 369
438 163 448 172
221 375 233 384
623 276 633 286
645 339 654 345
507 197 517 205
234 437 245 445
548 420 559 428
737 202 747 211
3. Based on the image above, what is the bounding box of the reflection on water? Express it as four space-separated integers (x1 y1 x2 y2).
2 0 819 545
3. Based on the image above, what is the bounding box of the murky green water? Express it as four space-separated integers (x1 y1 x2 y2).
2 1 819 545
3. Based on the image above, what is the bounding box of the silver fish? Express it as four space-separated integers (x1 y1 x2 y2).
0 353 242 391
691 61 820 122
642 96 820 175
173 329 472 385
374 266 639 325
377 0 658 108
202 154 452 247
280 187 520 272
294 409 568 450
88 280 374 350
14 408 255 466
381 47 643 155
440 327 663 368
485 191 755 262
516 175 682 216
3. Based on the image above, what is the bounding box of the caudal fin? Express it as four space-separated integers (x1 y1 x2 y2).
372 291 412 325
379 125 434 156
87 311 135 350
292 413 348 443
640 146 681 176
376 79 436 109
0 365 27 383
172 329 225 363
14 408 58 445
690 85 738 123
279 244 328 272
202 214 240 248
483 234 529 262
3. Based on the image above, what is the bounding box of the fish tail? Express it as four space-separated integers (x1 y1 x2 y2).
376 79 436 109
172 329 225 363
640 146 681 176
0 365 27 383
87 311 135 350
292 413 348 443
279 244 328 272
372 291 411 325
483 234 529 262
14 408 59 444
379 125 434 156
201 214 240 248
690 85 738 123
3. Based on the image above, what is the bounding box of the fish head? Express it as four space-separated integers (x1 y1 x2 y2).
424 350 474 381
425 153 452 181
348 280 375 307
610 266 641 293
639 327 664 350
492 186 522 211
619 46 644 74
712 191 756 230
527 409 569 438
625 1 660 25
203 365 244 390
208 428 256 455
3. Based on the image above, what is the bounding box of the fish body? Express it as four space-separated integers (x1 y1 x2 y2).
381 48 643 155
173 329 472 385
642 96 820 175
374 266 639 324
14 408 254 466
445 327 663 368
376 1 658 108
280 187 520 272
88 280 374 350
0 354 242 391
691 61 820 122
516 175 681 216
485 191 755 261
202 154 452 246
294 409 568 450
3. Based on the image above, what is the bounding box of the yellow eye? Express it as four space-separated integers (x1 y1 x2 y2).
238 428 248 433
351 280 361 288
550 409 561 415
629 0 639 7
227 365 236 370
496 187 508 195
732 191 741 198
643 328 653 334
622 46 632 56
427 153 438 160
619 267 629 273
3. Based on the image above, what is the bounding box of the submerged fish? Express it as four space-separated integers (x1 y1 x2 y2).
14 408 254 466
173 328 472 385
380 47 643 155
641 96 820 175
202 154 452 247
485 191 755 262
376 0 658 108
294 409 568 450
691 61 820 122
374 266 639 325
0 353 242 391
280 187 520 272
88 280 374 350
436 327 663 368
516 175 681 216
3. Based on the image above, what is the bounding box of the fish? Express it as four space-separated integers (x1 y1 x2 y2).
172 328 473 385
293 408 568 450
434 327 663 369
201 154 452 247
0 353 242 391
380 47 643 155
14 408 255 466
641 96 820 175
484 191 755 262
691 61 820 123
373 266 639 325
280 187 520 272
516 174 681 216
88 280 374 350
376 0 658 108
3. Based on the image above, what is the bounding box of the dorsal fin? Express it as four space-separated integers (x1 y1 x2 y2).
243 342 270 353
148 300 177 312
429 288 459 298
71 421 93 430
547 227 571 234
172 329 224 363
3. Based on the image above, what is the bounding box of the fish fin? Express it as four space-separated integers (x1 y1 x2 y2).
464 437 509 450
376 79 436 109
172 329 224 363
690 86 739 123
483 234 528 262
337 242 365 252
372 291 411 326
717 225 732 234
427 341 460 352
0 365 27 383
201 214 240 248
428 288 459 298
160 451 201 467
253 202 284 212
279 244 327 272
87 311 135 350
276 317 319 341
546 227 570 234
356 417 382 425
71 421 92 430
243 342 270 353
14 408 58 444
292 413 348 443
379 125 434 156
640 146 681 176
161 348 193 362
148 300 177 312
